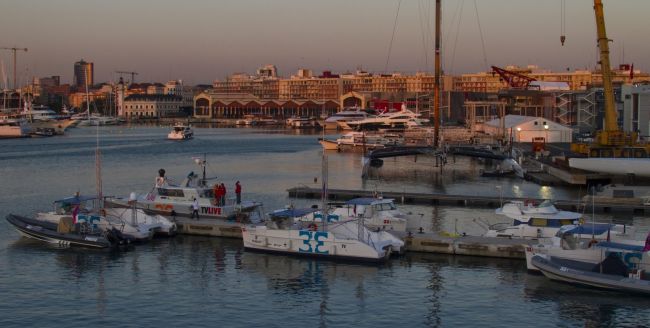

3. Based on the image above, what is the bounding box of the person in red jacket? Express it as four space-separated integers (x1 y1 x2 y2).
235 181 241 204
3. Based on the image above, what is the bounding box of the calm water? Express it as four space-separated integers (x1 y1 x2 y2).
1 125 649 327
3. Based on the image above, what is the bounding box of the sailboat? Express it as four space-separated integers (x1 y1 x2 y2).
241 153 404 262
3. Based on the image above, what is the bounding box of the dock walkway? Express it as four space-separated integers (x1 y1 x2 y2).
287 186 648 213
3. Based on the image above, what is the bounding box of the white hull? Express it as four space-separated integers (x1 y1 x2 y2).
569 158 650 177
105 197 260 221
241 221 401 262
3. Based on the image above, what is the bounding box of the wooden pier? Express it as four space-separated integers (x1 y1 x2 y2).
287 186 648 213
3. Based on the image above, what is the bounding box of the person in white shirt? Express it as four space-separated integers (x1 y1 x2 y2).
191 198 200 220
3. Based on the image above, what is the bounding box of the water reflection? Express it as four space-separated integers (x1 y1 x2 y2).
523 273 650 326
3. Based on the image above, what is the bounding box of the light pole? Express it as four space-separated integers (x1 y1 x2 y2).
544 124 549 143
516 127 521 143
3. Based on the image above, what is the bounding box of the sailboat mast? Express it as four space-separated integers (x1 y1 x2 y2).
321 152 328 231
433 0 442 148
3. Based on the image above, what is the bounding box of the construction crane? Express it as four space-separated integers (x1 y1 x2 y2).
0 47 28 89
115 70 138 84
570 0 650 158
491 66 536 90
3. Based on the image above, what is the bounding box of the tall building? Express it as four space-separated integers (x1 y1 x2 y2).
73 59 94 88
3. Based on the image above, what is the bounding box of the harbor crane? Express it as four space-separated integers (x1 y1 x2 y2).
115 70 138 84
491 66 536 90
0 47 28 89
570 0 650 158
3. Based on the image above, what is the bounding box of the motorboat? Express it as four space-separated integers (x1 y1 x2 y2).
325 198 408 232
340 109 428 131
285 117 317 129
241 207 404 262
168 122 194 140
0 118 31 138
31 127 56 137
5 213 130 249
531 254 650 295
481 200 585 239
323 109 374 130
105 160 262 221
35 195 168 242
319 131 402 151
73 112 120 126
524 223 644 272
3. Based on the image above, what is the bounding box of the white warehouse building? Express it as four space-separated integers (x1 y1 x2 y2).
483 115 573 143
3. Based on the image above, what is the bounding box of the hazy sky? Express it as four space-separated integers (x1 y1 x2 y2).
1 0 649 85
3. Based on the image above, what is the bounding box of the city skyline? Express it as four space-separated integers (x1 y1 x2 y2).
2 0 649 85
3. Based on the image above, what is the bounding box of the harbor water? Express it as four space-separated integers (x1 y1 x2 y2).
1 125 649 327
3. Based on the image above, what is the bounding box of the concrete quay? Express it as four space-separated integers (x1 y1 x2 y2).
287 186 648 213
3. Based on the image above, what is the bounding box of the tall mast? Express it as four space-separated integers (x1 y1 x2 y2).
433 0 442 148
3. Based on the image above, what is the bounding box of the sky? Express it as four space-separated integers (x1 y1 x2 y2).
1 0 649 86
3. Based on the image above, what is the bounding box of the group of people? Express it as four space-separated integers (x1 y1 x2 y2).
212 180 242 206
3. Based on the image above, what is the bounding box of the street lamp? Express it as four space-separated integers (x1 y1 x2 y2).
516 127 521 143
544 124 549 143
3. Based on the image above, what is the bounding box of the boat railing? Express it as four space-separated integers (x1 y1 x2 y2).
488 222 512 232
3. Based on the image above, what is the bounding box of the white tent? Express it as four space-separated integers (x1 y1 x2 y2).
483 115 573 143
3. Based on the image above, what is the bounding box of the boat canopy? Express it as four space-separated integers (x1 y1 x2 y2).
595 241 645 252
558 223 614 236
54 195 97 205
269 208 318 219
345 198 394 205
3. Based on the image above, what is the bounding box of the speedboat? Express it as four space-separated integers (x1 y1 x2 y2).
241 207 404 262
531 254 650 295
105 161 262 221
5 213 130 249
168 122 194 140
35 195 168 242
524 223 644 272
482 200 585 239
319 131 402 151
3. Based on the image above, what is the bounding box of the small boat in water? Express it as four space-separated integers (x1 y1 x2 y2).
531 254 650 295
0 118 31 138
241 207 404 262
105 160 262 221
325 197 408 232
319 131 402 151
5 213 130 249
524 224 644 272
168 122 193 140
35 195 170 241
482 200 584 239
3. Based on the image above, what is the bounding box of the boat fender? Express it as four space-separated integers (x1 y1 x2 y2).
588 239 598 248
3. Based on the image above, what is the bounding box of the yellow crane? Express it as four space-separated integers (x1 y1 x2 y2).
570 0 649 158
0 47 28 89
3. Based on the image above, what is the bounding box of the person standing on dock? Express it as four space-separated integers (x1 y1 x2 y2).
220 183 227 206
191 198 200 220
212 183 219 205
235 181 241 204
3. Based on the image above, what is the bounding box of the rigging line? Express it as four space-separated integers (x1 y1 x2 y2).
417 0 429 71
450 0 465 75
444 0 463 74
384 0 403 73
473 0 489 71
